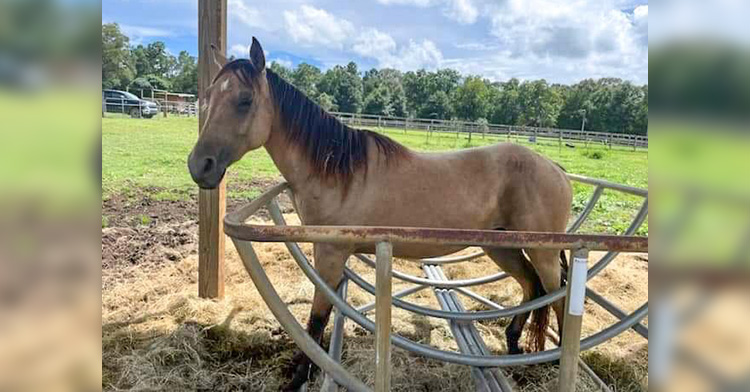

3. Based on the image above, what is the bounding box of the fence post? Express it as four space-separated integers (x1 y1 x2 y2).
375 241 393 392
197 0 227 299
558 247 589 392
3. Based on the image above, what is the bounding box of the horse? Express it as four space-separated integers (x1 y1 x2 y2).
188 38 572 391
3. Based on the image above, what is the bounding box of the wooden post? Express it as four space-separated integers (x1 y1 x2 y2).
163 93 169 118
197 0 227 299
375 241 393 392
558 247 589 392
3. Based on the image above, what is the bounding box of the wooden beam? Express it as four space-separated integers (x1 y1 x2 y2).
375 242 393 392
558 248 589 392
197 0 227 299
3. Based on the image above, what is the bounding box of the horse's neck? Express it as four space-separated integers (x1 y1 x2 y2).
262 117 315 189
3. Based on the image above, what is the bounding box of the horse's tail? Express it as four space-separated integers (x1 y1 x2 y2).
529 272 550 352
529 250 568 352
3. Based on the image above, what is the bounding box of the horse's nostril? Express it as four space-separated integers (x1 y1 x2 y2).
203 157 216 174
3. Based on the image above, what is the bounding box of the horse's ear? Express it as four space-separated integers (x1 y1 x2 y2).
210 44 227 68
249 37 265 70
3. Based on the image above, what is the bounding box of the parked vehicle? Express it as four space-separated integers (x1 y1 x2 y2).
103 89 159 118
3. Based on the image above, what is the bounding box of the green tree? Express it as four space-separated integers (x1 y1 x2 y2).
556 79 596 130
292 63 322 97
518 79 563 127
422 91 453 119
363 85 392 115
101 23 134 89
316 92 338 112
269 61 293 81
319 62 363 113
402 69 460 118
362 68 406 116
131 41 175 79
453 76 490 121
171 50 198 94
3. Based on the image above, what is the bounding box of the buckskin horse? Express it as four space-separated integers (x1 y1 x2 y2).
188 38 572 391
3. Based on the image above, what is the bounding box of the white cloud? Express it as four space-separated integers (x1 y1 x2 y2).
455 42 501 51
120 24 173 39
443 0 478 24
228 0 266 29
389 39 443 69
352 29 397 58
376 0 434 6
283 5 355 49
633 4 648 19
229 44 249 58
376 0 478 24
483 0 647 81
351 27 444 70
271 58 293 68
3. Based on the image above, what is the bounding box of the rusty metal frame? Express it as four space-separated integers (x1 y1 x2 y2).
224 174 649 392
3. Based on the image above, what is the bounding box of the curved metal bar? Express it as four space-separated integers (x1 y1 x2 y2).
231 239 371 392
567 186 605 233
261 232 649 366
278 195 649 321
344 263 553 321
356 284 428 314
349 200 647 319
355 254 510 288
420 250 486 265
239 186 652 370
566 173 648 197
411 177 645 265
225 182 289 223
587 288 648 339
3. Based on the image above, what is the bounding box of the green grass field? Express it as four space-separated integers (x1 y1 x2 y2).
102 115 648 235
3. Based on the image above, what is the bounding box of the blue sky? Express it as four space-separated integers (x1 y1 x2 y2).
103 0 648 84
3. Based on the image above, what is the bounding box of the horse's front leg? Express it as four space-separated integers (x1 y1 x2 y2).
283 243 350 391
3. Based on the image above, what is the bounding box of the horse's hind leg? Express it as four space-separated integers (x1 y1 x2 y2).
283 243 350 391
484 248 539 354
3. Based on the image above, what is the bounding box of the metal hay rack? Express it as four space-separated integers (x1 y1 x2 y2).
224 173 649 392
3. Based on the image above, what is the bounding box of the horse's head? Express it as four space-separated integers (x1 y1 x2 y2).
188 37 273 189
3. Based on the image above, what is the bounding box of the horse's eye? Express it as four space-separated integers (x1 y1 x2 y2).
237 97 253 109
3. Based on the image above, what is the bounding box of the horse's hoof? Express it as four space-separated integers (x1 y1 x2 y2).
280 368 309 392
281 352 316 391
507 345 524 355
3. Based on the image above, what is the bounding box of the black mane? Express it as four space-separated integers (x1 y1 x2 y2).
216 59 406 183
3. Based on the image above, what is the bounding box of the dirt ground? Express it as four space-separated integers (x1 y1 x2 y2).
101 186 648 392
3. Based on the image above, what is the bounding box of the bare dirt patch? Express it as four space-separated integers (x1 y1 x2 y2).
101 178 286 271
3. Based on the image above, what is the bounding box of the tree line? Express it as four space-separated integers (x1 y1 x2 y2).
102 23 198 95
103 23 648 135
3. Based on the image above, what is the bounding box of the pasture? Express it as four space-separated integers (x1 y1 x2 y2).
102 115 648 391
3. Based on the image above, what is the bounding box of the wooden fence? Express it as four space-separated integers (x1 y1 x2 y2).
331 112 648 150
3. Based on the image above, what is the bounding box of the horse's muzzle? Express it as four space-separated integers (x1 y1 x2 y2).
188 152 226 189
